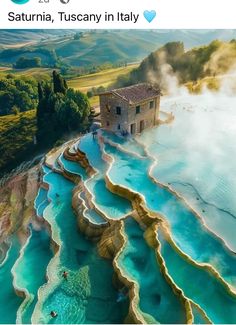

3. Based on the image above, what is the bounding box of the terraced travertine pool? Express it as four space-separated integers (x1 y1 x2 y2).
117 218 186 324
157 227 236 324
32 168 128 324
0 237 22 324
13 226 52 324
104 142 236 289
138 93 236 251
79 133 132 220
1 92 236 324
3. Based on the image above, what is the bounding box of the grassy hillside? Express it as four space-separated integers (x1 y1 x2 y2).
0 30 73 48
0 67 52 81
0 47 58 67
2 30 236 69
0 31 152 68
0 110 36 174
67 64 138 107
0 65 138 110
55 31 156 66
113 40 236 91
68 64 138 92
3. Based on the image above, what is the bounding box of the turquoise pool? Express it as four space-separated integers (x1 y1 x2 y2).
79 134 133 220
13 226 52 324
139 94 236 251
1 92 236 324
0 237 22 324
158 228 236 324
32 166 128 324
118 218 186 324
104 142 236 288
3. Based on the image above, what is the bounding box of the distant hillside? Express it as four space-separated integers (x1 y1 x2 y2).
1 30 236 68
0 30 73 47
113 39 236 90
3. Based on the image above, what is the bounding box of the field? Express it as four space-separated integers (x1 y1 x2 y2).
0 67 53 82
0 64 138 94
3 30 236 68
0 67 11 71
0 64 138 107
0 30 154 67
68 64 138 92
68 64 138 107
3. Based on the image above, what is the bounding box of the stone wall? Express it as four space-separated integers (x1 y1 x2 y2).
100 93 160 134
128 96 160 133
100 93 129 132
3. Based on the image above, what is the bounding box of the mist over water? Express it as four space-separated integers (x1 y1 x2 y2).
138 88 236 250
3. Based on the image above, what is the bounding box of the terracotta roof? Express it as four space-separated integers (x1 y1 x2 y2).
101 83 161 104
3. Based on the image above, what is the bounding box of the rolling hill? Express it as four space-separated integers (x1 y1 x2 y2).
1 30 236 68
112 39 236 91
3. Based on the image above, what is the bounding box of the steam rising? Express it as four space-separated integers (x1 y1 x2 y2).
204 41 236 76
144 40 236 96
138 44 236 250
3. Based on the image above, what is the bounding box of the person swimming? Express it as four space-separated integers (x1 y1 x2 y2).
50 311 57 318
62 270 68 280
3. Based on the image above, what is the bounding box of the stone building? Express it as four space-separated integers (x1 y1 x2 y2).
99 83 161 135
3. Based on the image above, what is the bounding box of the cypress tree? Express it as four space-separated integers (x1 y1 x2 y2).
52 70 67 95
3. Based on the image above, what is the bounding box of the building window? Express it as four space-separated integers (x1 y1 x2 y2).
106 121 110 127
149 101 155 109
116 106 121 115
130 123 136 135
136 106 141 114
106 104 110 112
118 124 121 130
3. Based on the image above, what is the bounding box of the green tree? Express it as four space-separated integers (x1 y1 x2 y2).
52 70 68 94
14 56 42 69
0 76 38 115
36 71 92 145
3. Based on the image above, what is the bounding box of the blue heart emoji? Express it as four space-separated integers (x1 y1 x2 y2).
143 10 156 23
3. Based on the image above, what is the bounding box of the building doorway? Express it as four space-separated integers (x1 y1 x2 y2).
130 123 136 134
140 120 145 133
